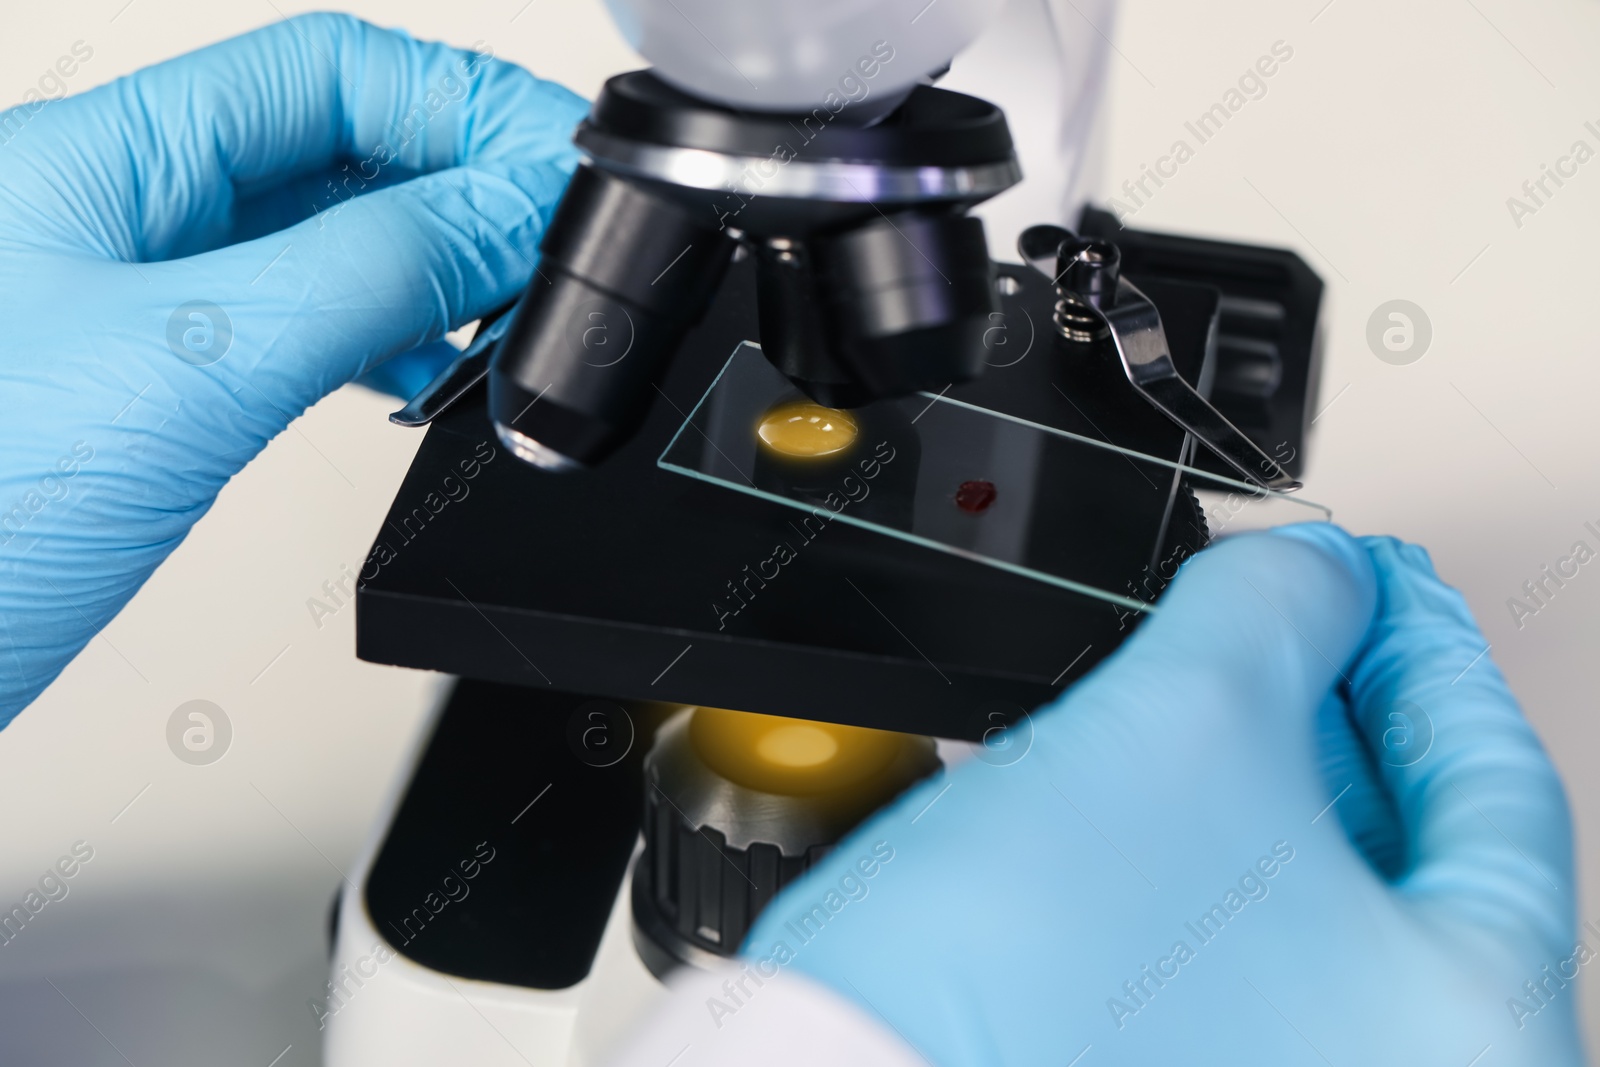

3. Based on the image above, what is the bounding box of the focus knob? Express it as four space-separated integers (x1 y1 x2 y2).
632 706 939 976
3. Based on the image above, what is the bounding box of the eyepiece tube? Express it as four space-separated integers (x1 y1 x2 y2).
489 165 738 470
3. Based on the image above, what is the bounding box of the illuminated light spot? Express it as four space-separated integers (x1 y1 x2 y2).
955 479 997 514
756 723 840 768
756 402 859 458
689 706 912 796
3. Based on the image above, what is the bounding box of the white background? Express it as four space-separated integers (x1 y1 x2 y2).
2 0 1599 1063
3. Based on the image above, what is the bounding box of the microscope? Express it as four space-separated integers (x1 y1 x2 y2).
325 1 1327 1061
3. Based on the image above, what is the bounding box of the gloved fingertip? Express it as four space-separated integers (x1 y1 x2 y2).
1121 521 1377 707
1267 521 1372 573
355 341 461 400
1362 535 1439 580
1195 521 1376 606
1357 535 1480 632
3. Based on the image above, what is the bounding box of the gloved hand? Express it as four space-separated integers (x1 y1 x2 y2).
743 524 1582 1065
0 15 587 722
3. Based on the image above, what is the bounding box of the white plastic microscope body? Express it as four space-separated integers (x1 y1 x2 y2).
603 0 1117 251
602 0 1004 114
324 3 1116 1062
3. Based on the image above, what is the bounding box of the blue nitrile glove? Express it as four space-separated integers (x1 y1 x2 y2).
0 15 588 722
744 524 1582 1065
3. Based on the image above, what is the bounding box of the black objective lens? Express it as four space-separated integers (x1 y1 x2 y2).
755 213 999 408
814 212 997 398
488 165 738 470
489 71 1019 472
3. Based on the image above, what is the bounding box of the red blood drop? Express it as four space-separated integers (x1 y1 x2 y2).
954 480 997 514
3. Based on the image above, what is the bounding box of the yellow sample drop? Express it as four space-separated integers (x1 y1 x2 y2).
756 401 858 458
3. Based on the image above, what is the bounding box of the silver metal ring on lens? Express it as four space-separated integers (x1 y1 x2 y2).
578 132 1022 203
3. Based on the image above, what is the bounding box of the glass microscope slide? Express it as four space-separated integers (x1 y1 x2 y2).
660 343 1331 615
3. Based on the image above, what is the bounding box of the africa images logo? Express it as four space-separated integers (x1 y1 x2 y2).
165 301 233 366
1106 841 1296 1030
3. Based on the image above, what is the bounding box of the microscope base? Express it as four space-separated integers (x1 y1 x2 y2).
323 838 664 1067
321 680 672 1066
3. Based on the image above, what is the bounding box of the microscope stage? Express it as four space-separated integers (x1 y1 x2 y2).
355 255 1219 740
